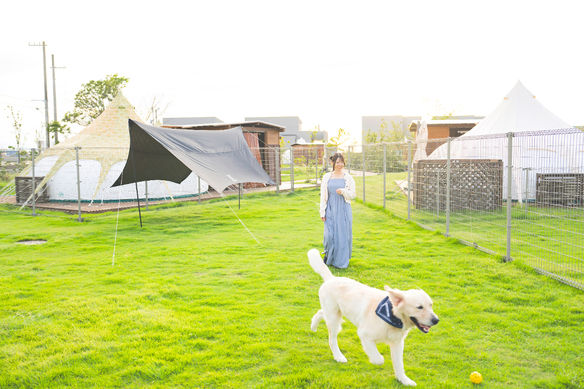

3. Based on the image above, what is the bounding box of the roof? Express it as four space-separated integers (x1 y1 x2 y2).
162 121 285 132
461 80 572 136
163 117 224 125
409 118 482 132
20 93 146 201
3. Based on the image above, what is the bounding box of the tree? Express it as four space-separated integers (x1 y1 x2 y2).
138 93 171 126
279 136 287 148
327 128 355 147
63 74 129 126
34 122 45 150
364 119 405 144
48 121 71 144
309 125 320 143
5 106 26 164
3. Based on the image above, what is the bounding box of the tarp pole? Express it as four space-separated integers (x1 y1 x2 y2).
75 146 82 222
130 141 143 228
239 183 241 209
198 176 201 203
31 148 36 216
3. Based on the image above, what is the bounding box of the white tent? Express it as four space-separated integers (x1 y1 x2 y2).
429 81 583 201
21 94 208 203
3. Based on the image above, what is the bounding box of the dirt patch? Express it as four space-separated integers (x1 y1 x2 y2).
16 239 47 245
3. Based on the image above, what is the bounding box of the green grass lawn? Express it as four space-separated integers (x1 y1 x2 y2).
280 164 321 184
355 173 584 288
1 189 583 388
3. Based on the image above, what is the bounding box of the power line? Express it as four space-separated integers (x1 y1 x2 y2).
0 93 44 105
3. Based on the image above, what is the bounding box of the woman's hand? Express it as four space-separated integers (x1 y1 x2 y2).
321 216 326 221
336 188 343 195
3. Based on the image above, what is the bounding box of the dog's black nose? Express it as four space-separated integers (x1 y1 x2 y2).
432 317 440 325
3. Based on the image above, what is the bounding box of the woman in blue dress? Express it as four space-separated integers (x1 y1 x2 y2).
319 153 356 268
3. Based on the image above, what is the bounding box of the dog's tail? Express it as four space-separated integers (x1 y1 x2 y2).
308 248 334 282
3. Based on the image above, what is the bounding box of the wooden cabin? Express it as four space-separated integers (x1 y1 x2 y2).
291 142 326 164
162 121 284 187
408 117 483 156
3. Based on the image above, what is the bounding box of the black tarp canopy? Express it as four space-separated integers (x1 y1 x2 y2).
112 119 275 193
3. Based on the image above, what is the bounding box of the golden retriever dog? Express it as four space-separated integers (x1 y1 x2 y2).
308 249 439 386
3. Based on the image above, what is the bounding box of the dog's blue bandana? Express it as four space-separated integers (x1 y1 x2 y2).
375 296 403 329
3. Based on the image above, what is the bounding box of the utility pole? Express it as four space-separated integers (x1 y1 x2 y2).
29 41 50 149
51 54 66 143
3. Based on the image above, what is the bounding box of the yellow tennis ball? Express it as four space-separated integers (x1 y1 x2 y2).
470 371 483 384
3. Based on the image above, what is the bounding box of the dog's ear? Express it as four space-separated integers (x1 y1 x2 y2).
386 286 406 309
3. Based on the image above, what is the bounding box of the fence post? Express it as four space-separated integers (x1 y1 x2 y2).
362 144 366 203
276 148 280 194
75 146 83 222
436 171 440 217
31 148 36 216
446 137 451 236
505 132 513 262
348 145 351 174
198 176 201 203
315 148 318 188
290 146 294 192
145 181 149 211
407 141 412 221
383 143 386 209
524 168 531 213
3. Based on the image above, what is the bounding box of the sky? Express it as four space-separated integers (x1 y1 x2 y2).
1 0 583 149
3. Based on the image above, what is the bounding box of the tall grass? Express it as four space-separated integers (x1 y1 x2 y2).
0 189 582 388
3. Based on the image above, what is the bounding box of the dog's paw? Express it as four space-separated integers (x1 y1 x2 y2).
398 377 416 386
334 355 348 363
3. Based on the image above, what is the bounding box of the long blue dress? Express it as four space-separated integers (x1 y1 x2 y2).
323 178 353 268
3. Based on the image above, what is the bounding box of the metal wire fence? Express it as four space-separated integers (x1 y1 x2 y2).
325 128 584 290
2 131 583 290
0 145 319 219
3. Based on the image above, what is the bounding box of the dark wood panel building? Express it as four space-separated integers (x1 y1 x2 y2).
162 121 285 187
